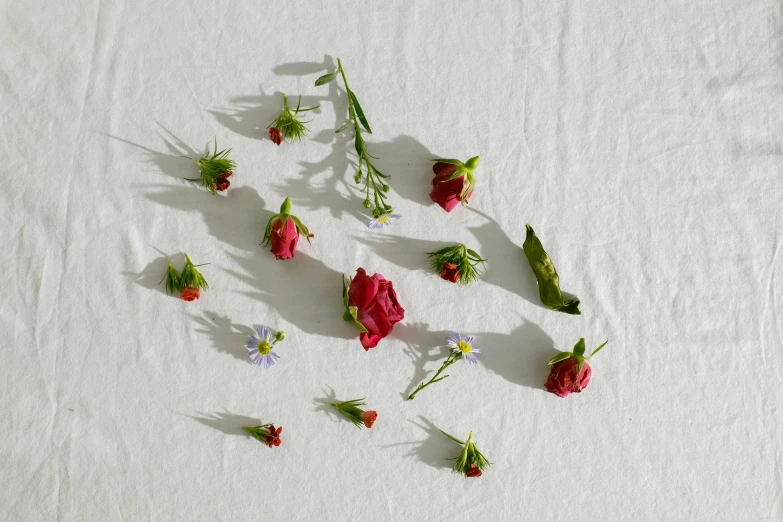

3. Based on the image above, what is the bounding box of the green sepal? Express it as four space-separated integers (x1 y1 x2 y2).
179 253 209 290
573 338 586 356
547 352 573 366
591 339 609 358
315 71 338 86
290 215 312 244
347 306 368 332
335 121 350 133
348 90 372 134
522 224 581 315
328 398 369 428
574 354 586 379
432 158 465 166
159 258 181 295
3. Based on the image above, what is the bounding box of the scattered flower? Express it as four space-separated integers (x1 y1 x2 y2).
545 338 607 398
262 197 313 260
523 224 581 314
367 213 401 229
427 244 486 285
429 156 480 212
342 268 405 350
158 253 209 301
180 287 200 301
329 398 377 429
243 423 282 447
267 93 318 143
181 138 236 195
315 58 395 217
439 429 491 478
406 332 481 401
246 326 285 368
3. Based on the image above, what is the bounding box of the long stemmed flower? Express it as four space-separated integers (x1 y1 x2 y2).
246 327 285 368
315 58 395 222
242 423 283 447
267 93 319 144
182 138 236 195
329 398 377 429
406 332 480 401
427 244 486 285
439 429 491 478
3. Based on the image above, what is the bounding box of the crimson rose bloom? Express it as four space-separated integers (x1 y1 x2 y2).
430 163 472 212
180 287 200 301
545 357 592 398
439 262 459 283
362 410 378 428
347 268 405 350
269 218 299 260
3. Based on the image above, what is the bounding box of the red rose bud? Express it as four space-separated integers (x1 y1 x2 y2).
362 410 378 428
262 198 313 260
439 262 459 283
466 465 482 478
347 268 405 350
180 287 200 301
269 127 283 145
429 156 479 212
545 357 592 398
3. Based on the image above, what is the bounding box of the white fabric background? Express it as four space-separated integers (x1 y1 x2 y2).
1 0 782 520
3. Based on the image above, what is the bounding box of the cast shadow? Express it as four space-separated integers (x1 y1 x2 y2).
225 251 355 340
189 410 262 437
144 185 268 253
382 416 455 470
122 251 185 297
192 311 256 363
391 322 453 400
313 386 355 425
103 126 202 181
364 135 435 208
477 320 558 390
466 209 544 308
353 235 448 275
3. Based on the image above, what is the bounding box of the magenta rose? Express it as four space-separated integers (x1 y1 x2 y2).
429 156 480 212
262 197 313 260
545 357 592 398
344 268 405 350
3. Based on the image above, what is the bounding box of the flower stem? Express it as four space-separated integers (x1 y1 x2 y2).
406 352 459 401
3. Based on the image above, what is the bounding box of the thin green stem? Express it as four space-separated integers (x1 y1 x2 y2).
406 352 459 401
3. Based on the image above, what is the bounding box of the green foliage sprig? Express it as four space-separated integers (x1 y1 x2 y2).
329 398 371 428
182 139 235 195
267 93 319 142
548 338 608 377
315 58 394 218
159 253 209 294
440 429 491 478
522 224 581 314
427 244 487 285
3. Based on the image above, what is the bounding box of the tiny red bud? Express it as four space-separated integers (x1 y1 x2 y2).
439 262 459 283
362 410 377 428
180 287 200 301
466 465 482 478
269 128 283 145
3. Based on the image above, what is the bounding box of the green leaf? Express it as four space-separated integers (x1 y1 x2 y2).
591 340 608 357
335 121 350 133
348 90 372 134
314 71 338 86
432 158 464 166
547 352 573 365
573 338 586 356
342 275 349 308
522 224 581 315
354 132 364 156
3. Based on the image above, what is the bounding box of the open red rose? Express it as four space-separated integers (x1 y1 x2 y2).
348 268 405 350
180 287 200 301
269 217 299 260
430 162 476 212
439 262 459 283
362 410 377 428
545 357 592 398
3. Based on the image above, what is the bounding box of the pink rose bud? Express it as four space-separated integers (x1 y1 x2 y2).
269 217 300 260
545 357 592 398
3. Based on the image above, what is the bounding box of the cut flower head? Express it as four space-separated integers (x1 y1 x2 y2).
182 138 236 195
246 327 285 368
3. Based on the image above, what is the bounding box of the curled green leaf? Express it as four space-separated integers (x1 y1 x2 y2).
522 224 581 315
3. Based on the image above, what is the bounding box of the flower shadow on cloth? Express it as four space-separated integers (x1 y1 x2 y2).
103 126 201 182
189 410 263 438
191 311 256 363
226 252 355 340
354 235 449 275
466 209 545 309
122 251 184 296
391 322 453 400
381 416 455 470
312 387 359 427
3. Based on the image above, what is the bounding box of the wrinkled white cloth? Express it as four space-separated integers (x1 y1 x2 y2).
1 0 781 520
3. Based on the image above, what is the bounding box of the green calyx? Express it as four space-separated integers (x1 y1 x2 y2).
426 243 487 286
431 155 480 203
267 93 318 142
341 275 368 332
159 253 209 294
328 398 369 429
548 338 608 375
262 198 313 246
182 138 235 195
440 429 491 477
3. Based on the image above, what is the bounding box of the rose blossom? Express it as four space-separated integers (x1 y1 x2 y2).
545 357 592 398
347 268 405 350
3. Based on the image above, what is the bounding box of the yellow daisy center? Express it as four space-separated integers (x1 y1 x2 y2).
258 341 272 355
377 216 389 223
457 340 472 354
